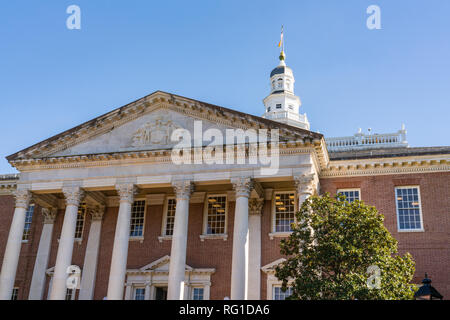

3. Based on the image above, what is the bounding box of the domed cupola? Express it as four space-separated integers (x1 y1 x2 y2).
262 48 310 130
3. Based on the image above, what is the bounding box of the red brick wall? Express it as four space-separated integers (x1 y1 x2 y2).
0 170 448 300
320 172 450 299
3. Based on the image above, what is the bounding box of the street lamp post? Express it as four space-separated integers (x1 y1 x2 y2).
414 273 443 300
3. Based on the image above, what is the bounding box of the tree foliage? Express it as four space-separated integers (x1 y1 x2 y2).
275 193 416 300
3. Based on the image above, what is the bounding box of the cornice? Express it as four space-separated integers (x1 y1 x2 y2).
10 143 324 172
321 156 450 178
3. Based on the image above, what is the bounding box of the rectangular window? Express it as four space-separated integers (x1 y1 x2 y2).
337 189 360 203
276 104 282 109
74 204 86 240
273 286 292 300
134 287 146 300
192 287 204 300
274 192 296 232
164 198 177 236
130 200 146 238
22 205 35 241
206 195 227 235
395 186 423 231
65 288 74 300
11 288 19 300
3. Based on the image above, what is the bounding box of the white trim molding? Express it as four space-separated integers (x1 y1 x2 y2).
261 258 293 300
125 255 215 300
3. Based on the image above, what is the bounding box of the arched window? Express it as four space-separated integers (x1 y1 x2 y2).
277 78 282 89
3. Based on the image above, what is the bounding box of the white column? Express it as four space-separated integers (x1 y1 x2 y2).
294 173 316 207
49 187 84 300
167 180 193 300
230 177 253 300
79 206 105 300
0 189 31 300
144 282 151 300
247 198 263 300
204 282 211 300
107 184 136 300
28 208 57 300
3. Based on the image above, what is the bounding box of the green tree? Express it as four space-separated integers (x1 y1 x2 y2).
275 193 416 300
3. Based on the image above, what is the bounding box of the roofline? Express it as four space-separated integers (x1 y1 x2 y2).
329 146 450 161
6 90 323 162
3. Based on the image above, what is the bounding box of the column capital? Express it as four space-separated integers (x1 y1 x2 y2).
172 180 194 200
62 187 85 206
42 207 57 224
89 205 105 221
294 173 316 196
115 184 137 204
231 177 253 198
12 189 31 209
249 198 264 216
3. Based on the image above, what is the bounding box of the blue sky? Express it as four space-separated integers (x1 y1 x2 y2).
0 0 449 173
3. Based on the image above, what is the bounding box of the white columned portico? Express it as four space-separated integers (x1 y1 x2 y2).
230 177 253 300
49 187 84 300
79 206 105 300
247 198 264 300
107 184 137 300
0 189 31 300
167 180 193 300
28 208 57 300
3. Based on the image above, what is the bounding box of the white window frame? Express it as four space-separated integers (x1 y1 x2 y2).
269 191 296 239
22 204 35 242
129 199 147 241
262 258 293 300
133 286 146 300
159 196 176 241
65 288 76 300
74 203 86 241
395 186 424 232
200 194 228 241
272 285 293 300
337 188 361 203
191 286 205 300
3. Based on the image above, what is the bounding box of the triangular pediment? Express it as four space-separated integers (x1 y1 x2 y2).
7 91 323 161
50 108 235 157
138 255 193 273
261 258 286 274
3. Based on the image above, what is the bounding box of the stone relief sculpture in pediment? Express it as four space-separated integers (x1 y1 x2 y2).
131 116 182 147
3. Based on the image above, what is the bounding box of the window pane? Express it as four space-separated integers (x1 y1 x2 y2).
192 287 204 300
65 289 74 300
396 187 422 230
22 205 35 241
74 204 86 239
11 288 19 300
206 196 227 234
274 193 295 232
273 286 292 300
337 190 360 203
165 199 177 236
134 288 145 300
130 200 146 237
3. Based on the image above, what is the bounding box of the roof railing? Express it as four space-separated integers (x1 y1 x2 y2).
326 125 408 152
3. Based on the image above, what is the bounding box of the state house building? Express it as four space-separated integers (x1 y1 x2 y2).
0 51 448 301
